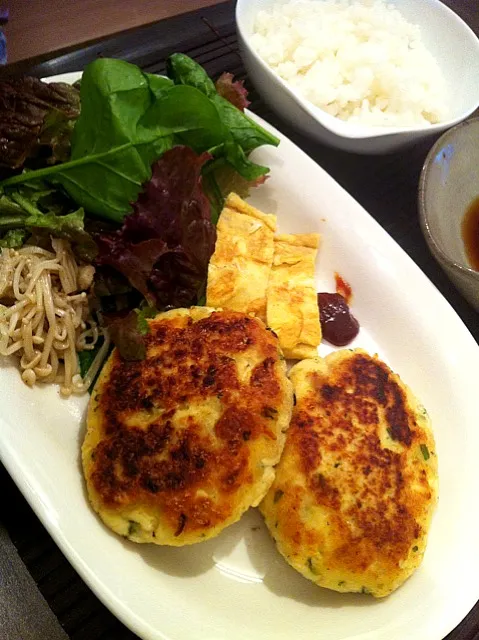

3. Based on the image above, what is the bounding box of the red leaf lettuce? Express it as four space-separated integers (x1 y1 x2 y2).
95 146 215 310
215 72 251 112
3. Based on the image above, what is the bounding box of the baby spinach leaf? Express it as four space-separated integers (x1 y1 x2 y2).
1 56 277 223
166 54 277 182
1 60 224 223
212 94 278 152
54 59 182 220
222 140 269 181
167 53 279 152
167 53 216 97
138 84 225 157
144 73 174 98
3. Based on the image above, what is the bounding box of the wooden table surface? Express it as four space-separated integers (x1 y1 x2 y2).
0 1 478 639
3 0 224 70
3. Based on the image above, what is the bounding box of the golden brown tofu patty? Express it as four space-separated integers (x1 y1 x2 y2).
260 349 438 597
83 307 293 546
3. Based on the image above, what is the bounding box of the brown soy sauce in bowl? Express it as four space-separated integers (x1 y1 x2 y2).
462 196 479 271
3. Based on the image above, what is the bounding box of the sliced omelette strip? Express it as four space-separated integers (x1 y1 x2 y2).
266 233 321 359
260 349 438 598
206 193 277 321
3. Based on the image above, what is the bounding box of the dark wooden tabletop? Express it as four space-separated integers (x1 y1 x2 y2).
4 0 225 70
1 1 478 639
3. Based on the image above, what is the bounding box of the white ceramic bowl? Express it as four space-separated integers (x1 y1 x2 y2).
419 117 479 312
236 0 479 154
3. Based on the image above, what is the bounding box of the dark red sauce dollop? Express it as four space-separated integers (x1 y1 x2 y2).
317 293 359 346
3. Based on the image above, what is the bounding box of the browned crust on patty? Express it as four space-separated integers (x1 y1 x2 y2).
261 349 437 596
85 309 291 542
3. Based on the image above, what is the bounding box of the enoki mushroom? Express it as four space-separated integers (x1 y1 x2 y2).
0 239 109 396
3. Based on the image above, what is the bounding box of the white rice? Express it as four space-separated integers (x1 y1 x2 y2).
250 0 448 127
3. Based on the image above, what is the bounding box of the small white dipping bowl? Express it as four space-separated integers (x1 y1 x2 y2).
236 0 479 154
418 118 479 311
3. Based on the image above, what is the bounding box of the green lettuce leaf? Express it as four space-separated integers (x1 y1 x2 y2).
135 304 158 335
0 183 96 257
166 54 216 97
39 110 77 164
0 56 278 224
0 229 27 248
167 54 278 152
1 60 225 223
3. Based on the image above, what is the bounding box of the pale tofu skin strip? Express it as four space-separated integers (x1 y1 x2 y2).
206 193 277 322
266 233 321 359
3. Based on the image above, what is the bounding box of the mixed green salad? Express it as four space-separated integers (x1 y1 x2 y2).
0 54 279 361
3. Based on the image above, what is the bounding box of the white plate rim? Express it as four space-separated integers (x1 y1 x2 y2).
0 70 478 640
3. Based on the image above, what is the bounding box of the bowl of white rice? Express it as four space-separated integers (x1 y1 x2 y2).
236 0 479 153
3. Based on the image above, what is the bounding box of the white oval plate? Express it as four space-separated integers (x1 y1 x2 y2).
1 72 478 640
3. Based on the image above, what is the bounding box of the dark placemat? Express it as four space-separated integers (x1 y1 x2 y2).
1 1 478 639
